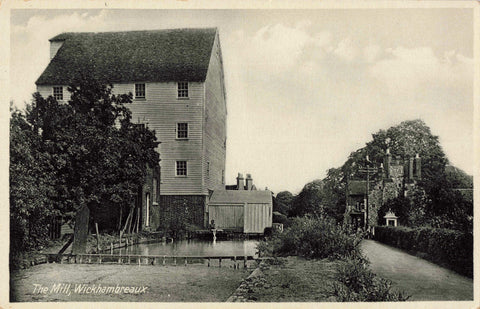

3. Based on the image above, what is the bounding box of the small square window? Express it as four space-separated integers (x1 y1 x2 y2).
177 123 188 139
176 161 187 176
53 86 63 100
135 83 145 99
177 82 188 98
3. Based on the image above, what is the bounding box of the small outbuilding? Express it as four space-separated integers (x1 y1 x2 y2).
383 210 398 227
208 190 273 234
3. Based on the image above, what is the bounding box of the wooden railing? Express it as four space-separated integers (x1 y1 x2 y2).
43 253 255 269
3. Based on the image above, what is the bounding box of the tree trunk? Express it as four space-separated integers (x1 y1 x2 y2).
121 207 134 238
118 206 123 231
136 207 140 233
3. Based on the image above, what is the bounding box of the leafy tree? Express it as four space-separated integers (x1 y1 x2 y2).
10 105 56 253
289 180 326 217
22 74 160 232
322 167 347 222
273 191 294 215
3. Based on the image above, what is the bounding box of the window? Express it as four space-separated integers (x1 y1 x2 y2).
53 86 63 100
176 161 187 176
177 82 188 98
135 83 146 99
135 83 145 99
177 123 188 139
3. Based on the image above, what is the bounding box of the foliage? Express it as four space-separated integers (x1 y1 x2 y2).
273 191 294 215
289 180 326 218
333 254 410 301
257 216 363 260
374 226 473 277
10 106 57 254
10 74 160 254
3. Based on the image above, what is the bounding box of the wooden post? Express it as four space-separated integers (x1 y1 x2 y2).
207 258 210 267
234 256 237 269
95 222 100 252
244 256 247 268
174 257 177 266
163 256 166 266
219 258 222 268
137 257 140 266
72 205 90 254
153 257 156 265
110 243 113 255
184 257 187 266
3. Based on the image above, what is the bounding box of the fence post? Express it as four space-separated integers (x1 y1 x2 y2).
244 256 247 268
163 255 166 266
110 243 113 255
219 257 222 268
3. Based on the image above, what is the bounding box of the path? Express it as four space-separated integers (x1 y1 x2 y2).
360 239 473 301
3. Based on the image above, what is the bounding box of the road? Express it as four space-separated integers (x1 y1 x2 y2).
360 239 473 301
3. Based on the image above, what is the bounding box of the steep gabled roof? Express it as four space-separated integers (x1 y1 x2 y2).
36 28 217 85
210 190 272 205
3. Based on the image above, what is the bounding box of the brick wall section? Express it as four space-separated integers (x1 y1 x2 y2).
158 195 206 230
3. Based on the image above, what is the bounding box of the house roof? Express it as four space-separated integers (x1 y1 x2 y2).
36 28 217 85
210 190 272 205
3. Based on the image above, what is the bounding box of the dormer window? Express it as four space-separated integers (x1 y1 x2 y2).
177 82 189 98
135 83 146 99
53 86 63 101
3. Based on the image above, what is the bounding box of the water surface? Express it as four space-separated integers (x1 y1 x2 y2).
114 239 259 257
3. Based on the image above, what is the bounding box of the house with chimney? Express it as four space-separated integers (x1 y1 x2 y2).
209 173 273 234
36 28 227 231
344 149 422 229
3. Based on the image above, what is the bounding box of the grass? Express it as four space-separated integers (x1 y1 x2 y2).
246 257 340 302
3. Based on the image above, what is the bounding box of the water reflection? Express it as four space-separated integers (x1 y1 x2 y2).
115 239 258 257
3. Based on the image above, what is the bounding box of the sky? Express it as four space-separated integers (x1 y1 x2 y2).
9 8 475 194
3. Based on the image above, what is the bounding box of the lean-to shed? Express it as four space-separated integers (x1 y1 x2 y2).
208 190 273 234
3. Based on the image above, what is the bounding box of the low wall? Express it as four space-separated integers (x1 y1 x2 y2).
373 226 472 277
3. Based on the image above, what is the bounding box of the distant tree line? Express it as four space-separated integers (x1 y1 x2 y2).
10 74 159 256
273 120 472 232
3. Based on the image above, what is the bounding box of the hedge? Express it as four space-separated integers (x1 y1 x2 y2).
373 226 473 278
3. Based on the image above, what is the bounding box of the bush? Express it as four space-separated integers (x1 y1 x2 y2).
374 226 472 277
333 254 410 302
257 216 363 259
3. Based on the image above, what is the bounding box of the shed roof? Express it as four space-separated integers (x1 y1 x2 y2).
210 190 272 205
36 28 217 85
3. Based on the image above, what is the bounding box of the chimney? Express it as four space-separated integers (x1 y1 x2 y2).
384 148 391 179
237 173 244 190
408 157 414 180
246 174 253 190
415 153 421 179
50 39 65 60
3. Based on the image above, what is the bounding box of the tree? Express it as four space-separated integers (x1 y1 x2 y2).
289 180 326 218
10 105 56 254
24 74 160 232
273 191 294 215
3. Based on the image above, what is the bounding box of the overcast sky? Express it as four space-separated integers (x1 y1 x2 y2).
9 8 474 194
